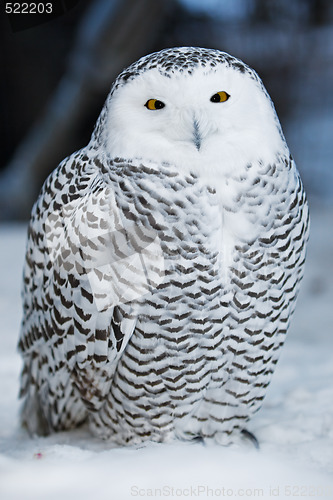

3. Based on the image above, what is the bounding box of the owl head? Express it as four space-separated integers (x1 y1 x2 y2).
91 47 288 179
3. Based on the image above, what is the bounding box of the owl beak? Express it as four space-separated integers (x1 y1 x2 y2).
193 119 202 151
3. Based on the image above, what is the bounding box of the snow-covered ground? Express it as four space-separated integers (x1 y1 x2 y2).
0 204 332 500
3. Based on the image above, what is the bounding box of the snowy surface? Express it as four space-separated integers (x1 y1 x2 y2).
0 205 333 500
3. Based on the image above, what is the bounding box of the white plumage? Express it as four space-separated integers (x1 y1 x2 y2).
18 47 309 446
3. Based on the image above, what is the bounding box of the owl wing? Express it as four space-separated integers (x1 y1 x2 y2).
18 152 154 433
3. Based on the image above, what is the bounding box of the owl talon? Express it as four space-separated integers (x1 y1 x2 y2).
241 429 260 450
191 435 205 444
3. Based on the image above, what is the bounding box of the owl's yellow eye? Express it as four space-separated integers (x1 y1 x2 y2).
145 99 165 110
210 91 230 103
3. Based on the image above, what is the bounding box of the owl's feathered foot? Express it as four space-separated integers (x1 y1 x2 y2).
241 429 260 449
186 431 259 449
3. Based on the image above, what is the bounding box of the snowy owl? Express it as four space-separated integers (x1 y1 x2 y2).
18 47 309 446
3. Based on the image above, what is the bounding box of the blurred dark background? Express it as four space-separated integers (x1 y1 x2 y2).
1 0 333 219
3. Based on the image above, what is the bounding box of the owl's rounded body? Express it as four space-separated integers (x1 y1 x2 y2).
19 48 309 446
